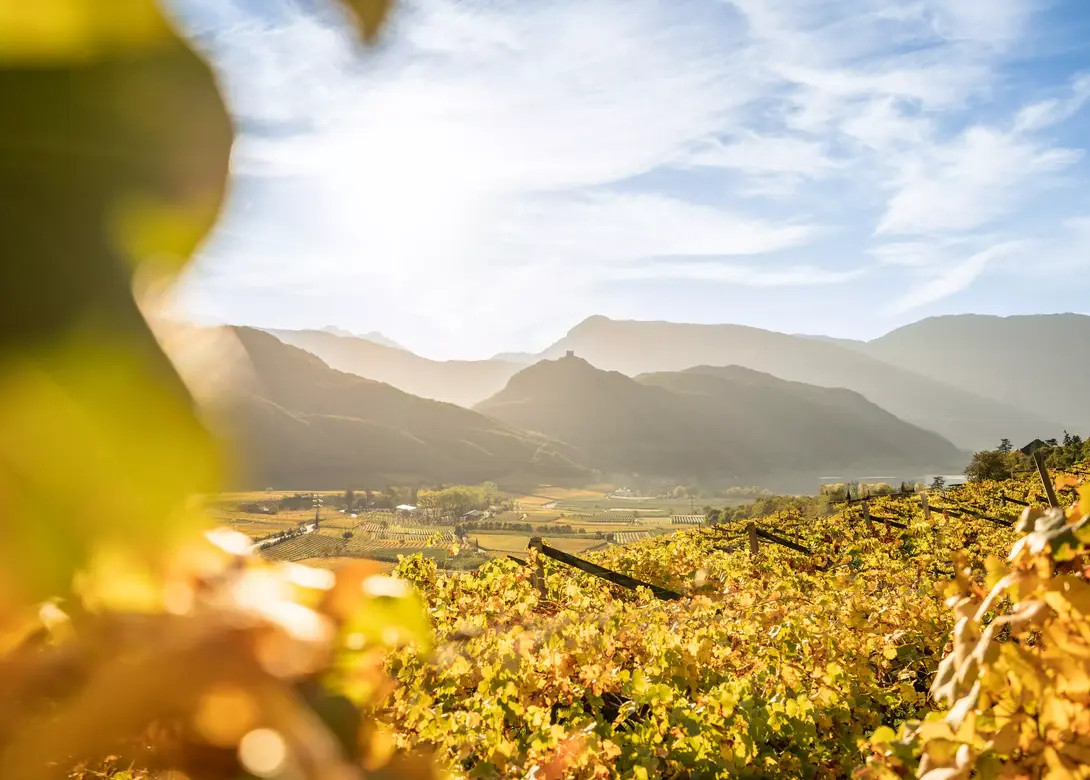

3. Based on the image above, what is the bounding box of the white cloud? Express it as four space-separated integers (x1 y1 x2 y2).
877 126 1082 235
869 240 957 268
683 132 843 182
839 97 935 152
617 261 866 286
1013 73 1090 133
494 192 819 262
892 242 1026 313
169 0 1090 356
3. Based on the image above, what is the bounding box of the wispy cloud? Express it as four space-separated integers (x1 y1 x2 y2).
169 0 1090 356
892 242 1027 313
876 124 1082 235
1013 74 1090 133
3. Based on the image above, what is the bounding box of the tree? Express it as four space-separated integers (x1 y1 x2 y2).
998 438 1012 454
344 487 355 512
382 485 399 509
930 475 946 491
965 450 1013 482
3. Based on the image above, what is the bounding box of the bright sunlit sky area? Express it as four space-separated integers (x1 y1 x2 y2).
169 0 1090 360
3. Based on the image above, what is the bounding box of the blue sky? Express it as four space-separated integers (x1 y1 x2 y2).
168 0 1090 359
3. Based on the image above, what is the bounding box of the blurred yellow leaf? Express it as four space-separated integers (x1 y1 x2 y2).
0 335 223 609
0 0 171 63
870 726 897 745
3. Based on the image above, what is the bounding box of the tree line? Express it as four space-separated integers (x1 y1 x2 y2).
965 434 1088 482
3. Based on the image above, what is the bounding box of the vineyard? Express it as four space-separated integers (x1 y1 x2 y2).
258 517 456 563
368 465 1090 778
611 530 659 545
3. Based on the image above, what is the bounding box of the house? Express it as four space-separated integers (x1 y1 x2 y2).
1020 439 1048 456
462 510 484 521
396 504 418 515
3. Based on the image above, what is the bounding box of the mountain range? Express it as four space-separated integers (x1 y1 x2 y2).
842 314 1090 435
265 327 520 408
212 328 588 489
265 313 1085 451
314 325 406 351
209 313 1090 489
475 356 964 483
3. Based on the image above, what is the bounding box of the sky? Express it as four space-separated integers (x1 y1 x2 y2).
168 0 1090 360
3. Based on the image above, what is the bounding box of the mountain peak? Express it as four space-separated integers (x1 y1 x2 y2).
567 314 613 334
320 325 355 338
316 326 406 351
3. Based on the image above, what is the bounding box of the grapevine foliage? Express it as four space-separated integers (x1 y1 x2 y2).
373 473 1084 778
860 484 1090 780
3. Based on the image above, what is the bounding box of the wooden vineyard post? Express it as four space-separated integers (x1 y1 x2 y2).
920 491 931 522
1033 449 1060 509
533 543 683 600
862 500 875 536
747 522 759 557
528 536 547 599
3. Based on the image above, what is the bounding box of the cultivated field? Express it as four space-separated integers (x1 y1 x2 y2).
204 483 748 569
472 533 605 556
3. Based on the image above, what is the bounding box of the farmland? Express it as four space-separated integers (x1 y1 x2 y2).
472 533 605 556
201 483 747 569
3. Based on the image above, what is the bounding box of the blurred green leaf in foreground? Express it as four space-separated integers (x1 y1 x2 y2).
0 2 432 778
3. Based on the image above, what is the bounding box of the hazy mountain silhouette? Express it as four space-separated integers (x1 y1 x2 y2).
793 333 868 349
264 328 523 408
216 328 588 488
856 314 1090 434
317 325 406 351
475 355 965 483
530 316 1056 450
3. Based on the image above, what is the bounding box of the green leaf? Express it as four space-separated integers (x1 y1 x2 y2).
0 0 229 613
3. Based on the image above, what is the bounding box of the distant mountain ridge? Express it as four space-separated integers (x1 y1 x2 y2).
529 315 1062 450
475 355 965 486
317 325 406 351
856 314 1090 434
213 328 588 488
263 313 1083 452
263 328 523 408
